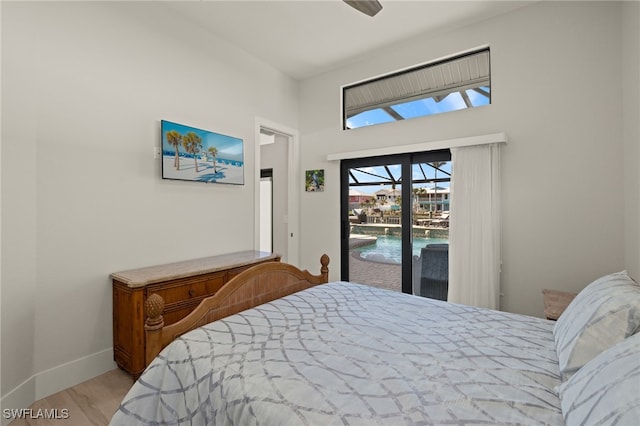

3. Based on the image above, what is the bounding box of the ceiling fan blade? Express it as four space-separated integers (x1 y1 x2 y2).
343 0 383 17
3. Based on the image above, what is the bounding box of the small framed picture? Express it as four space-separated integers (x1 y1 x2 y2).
305 169 324 192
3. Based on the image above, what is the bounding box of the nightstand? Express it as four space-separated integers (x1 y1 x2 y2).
542 289 578 320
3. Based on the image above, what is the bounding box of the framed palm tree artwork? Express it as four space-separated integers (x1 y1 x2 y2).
161 120 244 185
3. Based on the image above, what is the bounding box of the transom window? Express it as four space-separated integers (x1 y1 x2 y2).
343 48 491 130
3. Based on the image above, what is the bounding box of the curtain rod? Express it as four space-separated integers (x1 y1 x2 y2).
327 132 507 161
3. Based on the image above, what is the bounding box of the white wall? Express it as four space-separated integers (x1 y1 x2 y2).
298 1 633 316
622 1 640 280
1 2 39 412
1 1 299 411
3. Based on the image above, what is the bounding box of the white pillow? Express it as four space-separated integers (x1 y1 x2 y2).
553 271 640 380
557 333 640 425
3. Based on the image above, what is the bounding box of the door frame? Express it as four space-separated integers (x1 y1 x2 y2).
254 117 299 266
340 150 451 294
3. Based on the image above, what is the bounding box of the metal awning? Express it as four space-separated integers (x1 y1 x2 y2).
348 162 451 187
343 48 490 121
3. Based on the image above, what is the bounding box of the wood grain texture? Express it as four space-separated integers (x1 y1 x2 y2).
542 288 578 320
7 369 132 426
112 251 281 378
145 254 330 365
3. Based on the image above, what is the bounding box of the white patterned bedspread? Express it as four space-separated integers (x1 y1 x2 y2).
111 282 563 425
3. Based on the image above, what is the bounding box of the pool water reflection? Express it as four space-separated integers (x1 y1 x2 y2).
355 235 449 264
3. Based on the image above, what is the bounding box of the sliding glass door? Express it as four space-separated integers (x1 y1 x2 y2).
340 150 451 297
341 157 406 292
410 153 452 299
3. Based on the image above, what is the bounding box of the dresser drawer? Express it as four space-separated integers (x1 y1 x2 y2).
145 273 226 305
162 302 202 326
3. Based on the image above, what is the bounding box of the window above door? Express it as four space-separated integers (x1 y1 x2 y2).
342 48 491 130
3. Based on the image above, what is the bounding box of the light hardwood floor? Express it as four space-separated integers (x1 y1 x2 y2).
8 369 133 426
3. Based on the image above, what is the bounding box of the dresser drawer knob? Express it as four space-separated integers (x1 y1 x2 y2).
188 289 195 298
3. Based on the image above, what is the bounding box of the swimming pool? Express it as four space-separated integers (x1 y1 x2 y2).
355 235 448 264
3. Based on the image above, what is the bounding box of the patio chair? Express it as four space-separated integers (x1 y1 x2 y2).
431 213 449 228
419 244 449 301
425 243 449 249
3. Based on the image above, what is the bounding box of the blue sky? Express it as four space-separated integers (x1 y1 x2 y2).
161 120 244 161
346 88 490 129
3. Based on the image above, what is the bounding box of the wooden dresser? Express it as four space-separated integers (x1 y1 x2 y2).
112 250 280 378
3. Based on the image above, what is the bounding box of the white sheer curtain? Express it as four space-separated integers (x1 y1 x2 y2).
448 143 502 310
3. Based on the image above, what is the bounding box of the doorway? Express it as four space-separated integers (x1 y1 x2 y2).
257 121 298 264
340 150 451 297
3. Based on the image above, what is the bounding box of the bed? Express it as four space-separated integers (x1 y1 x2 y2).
111 255 640 425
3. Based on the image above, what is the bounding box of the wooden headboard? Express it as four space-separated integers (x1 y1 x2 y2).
144 254 330 365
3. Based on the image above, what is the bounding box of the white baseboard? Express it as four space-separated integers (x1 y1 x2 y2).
1 376 35 426
1 348 116 426
35 348 116 399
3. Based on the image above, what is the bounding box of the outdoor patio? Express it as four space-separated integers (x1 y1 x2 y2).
349 251 402 292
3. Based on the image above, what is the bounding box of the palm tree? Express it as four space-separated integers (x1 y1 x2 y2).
430 161 447 212
360 197 375 213
412 187 420 212
419 187 427 211
208 146 218 172
182 132 203 173
165 130 183 169
412 187 427 212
